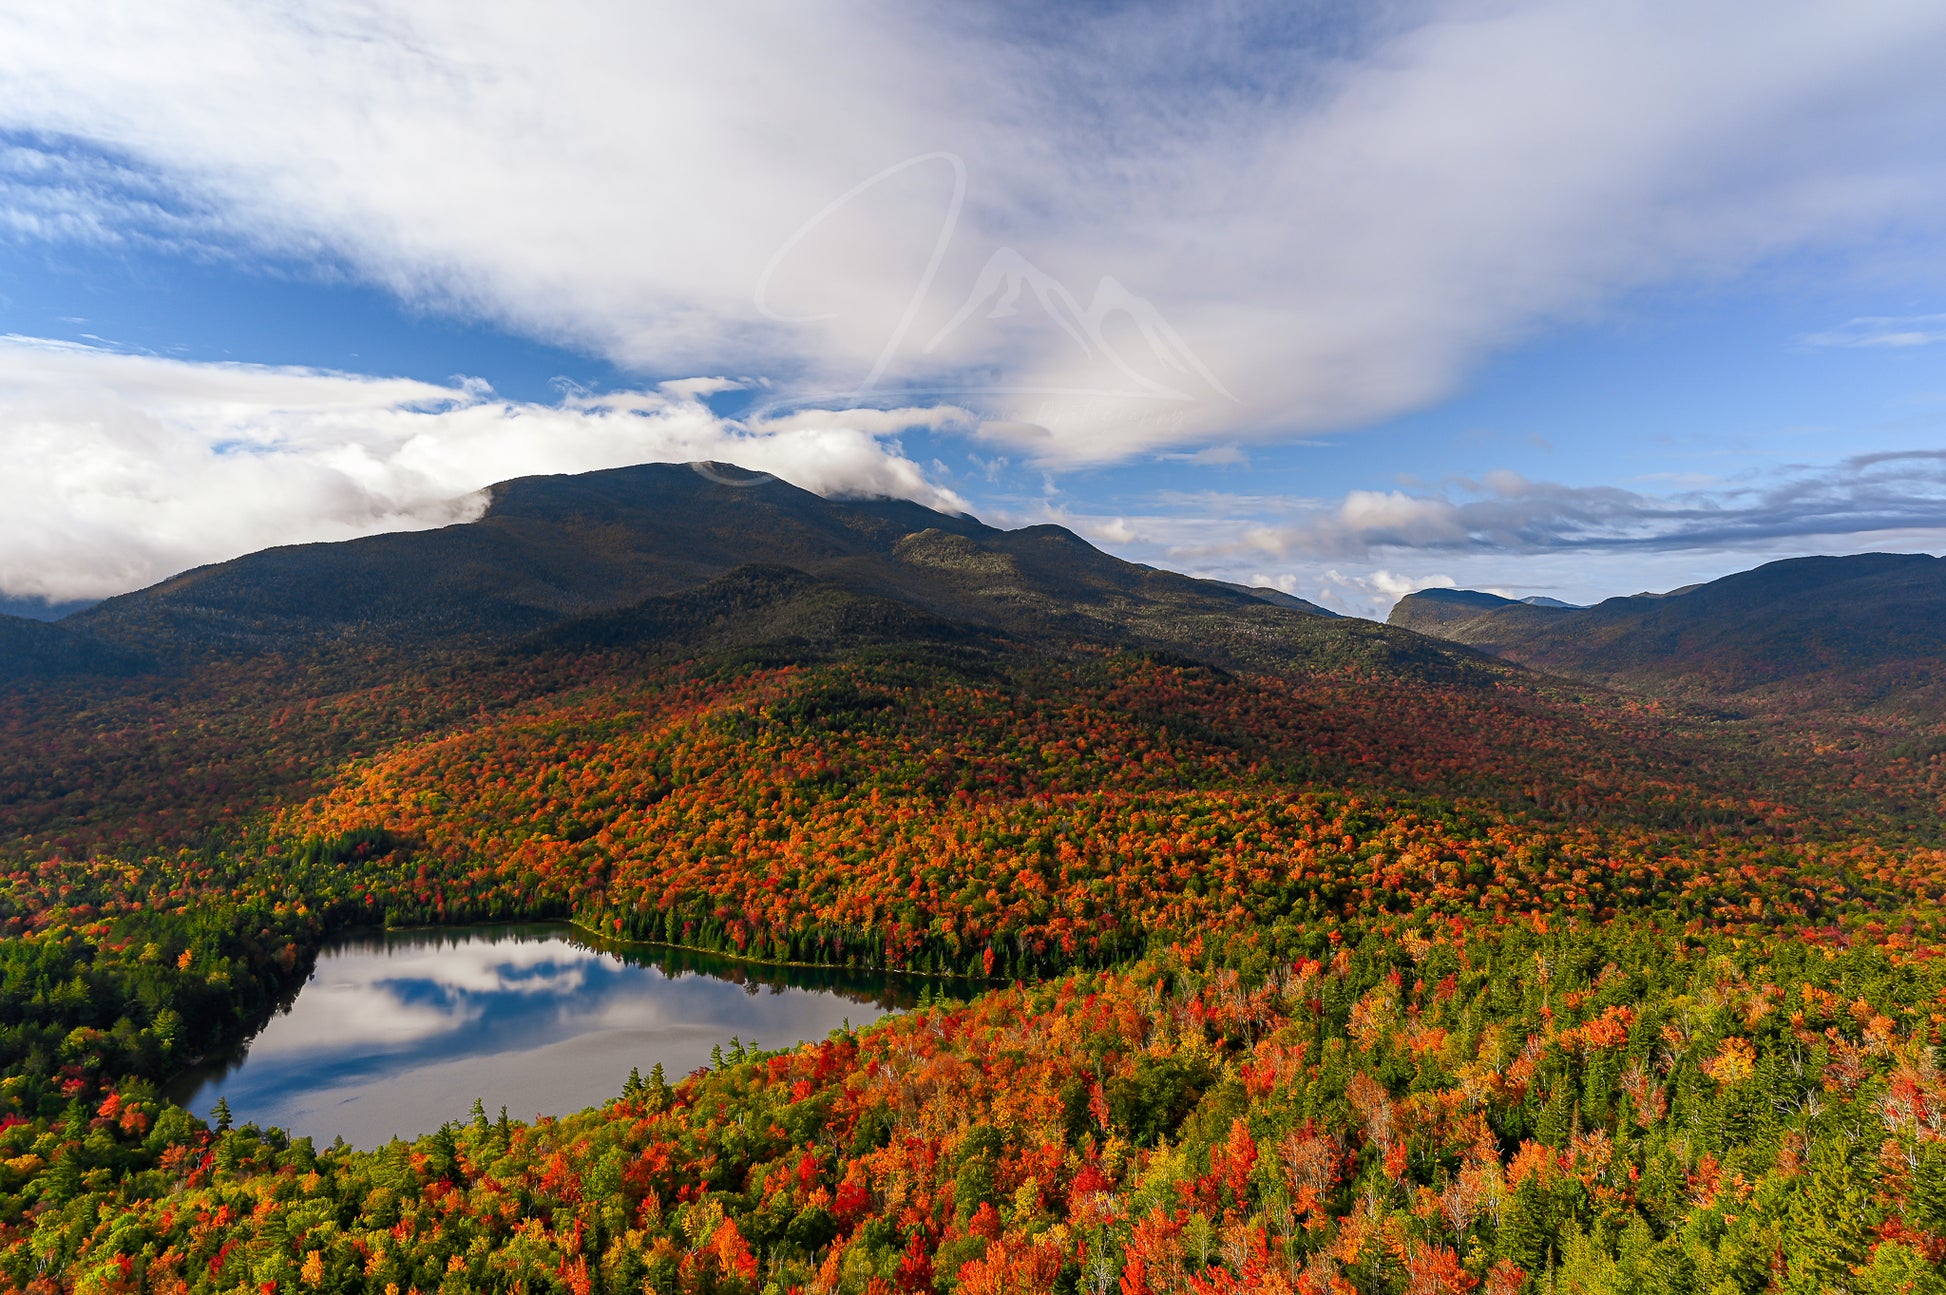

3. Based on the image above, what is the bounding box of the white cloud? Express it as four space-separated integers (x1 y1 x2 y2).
1159 446 1250 467
1803 314 1946 348
1230 458 1946 563
1296 569 1461 619
656 377 750 400
0 336 968 601
1078 516 1140 545
1367 570 1457 600
0 2 1942 464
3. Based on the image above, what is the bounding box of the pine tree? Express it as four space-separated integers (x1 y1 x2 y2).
427 1122 461 1184
1784 1137 1884 1294
212 1096 233 1132
1535 1083 1572 1147
1907 1139 1946 1235
1496 1176 1550 1275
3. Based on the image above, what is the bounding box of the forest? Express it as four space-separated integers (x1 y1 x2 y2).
3 634 1946 1293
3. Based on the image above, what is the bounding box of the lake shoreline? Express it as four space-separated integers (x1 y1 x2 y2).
168 923 912 1148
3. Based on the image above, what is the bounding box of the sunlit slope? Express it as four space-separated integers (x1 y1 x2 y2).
278 646 1927 972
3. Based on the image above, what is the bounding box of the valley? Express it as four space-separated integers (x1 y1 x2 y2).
1 467 1944 1293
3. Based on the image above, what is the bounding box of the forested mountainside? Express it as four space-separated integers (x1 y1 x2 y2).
3 467 1946 1293
37 461 1331 664
1389 553 1946 717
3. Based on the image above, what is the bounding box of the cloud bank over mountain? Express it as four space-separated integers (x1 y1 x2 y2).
3 1 1945 464
4 330 1942 612
4 1 1946 609
0 337 966 603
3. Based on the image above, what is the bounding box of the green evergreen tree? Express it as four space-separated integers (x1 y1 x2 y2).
1497 1176 1550 1275
1906 1140 1946 1235
1535 1083 1572 1147
1613 1214 1659 1295
1784 1137 1884 1295
1859 1240 1946 1295
427 1122 461 1183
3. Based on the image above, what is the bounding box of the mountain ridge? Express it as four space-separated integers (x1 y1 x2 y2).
13 461 1403 685
1388 551 1946 712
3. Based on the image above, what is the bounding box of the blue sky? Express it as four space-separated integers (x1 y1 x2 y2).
2 2 1945 617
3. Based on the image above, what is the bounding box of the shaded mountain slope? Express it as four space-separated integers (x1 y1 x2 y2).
526 564 990 661
1387 587 1536 634
1388 552 1946 712
35 462 1490 687
0 613 148 682
64 463 992 655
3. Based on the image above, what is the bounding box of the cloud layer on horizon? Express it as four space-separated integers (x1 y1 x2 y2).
0 337 968 602
1236 456 1946 560
2 1 1945 463
4 334 1944 615
1018 454 1946 615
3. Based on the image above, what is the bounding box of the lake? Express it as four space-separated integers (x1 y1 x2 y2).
170 923 911 1148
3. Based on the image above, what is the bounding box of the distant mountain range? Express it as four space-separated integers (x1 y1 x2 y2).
1389 552 1946 713
8 466 1946 720
1382 589 1581 634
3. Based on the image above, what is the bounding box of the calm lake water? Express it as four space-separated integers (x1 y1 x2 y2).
171 924 911 1148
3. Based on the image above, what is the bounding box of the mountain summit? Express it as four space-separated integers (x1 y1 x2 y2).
5 461 1398 679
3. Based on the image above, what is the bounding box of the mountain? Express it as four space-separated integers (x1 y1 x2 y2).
11 478 1946 1295
1387 552 1946 712
1384 587 1528 635
0 613 149 682
1385 588 1580 635
11 461 1503 685
63 462 997 655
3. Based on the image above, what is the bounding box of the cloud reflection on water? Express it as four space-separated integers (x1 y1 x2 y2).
179 926 900 1147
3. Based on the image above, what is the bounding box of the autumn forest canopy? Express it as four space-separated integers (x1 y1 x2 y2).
3 466 1946 1294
